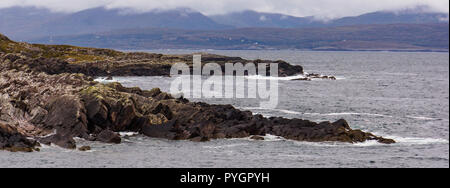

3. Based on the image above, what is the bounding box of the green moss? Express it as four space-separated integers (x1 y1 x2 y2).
81 85 109 100
80 83 132 103
1 35 125 63
0 40 28 54
33 44 124 63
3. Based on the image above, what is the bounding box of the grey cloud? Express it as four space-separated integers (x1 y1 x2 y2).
0 0 448 19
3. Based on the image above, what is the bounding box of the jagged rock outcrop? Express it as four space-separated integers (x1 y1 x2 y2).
0 123 39 152
0 34 395 152
0 34 11 42
0 69 395 151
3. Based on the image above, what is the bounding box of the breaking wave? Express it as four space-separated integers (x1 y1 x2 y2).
241 107 442 121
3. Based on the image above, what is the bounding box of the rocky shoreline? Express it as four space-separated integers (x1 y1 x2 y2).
0 34 395 152
1 34 303 77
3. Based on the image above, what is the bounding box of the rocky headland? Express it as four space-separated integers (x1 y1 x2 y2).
1 34 306 77
0 34 395 152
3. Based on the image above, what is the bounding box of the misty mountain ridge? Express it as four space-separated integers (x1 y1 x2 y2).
38 7 230 34
210 10 320 28
211 8 448 28
0 6 65 39
1 6 232 40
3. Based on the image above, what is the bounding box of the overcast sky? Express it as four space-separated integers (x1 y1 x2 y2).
0 0 448 19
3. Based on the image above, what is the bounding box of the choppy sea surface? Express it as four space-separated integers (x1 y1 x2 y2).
1 50 449 168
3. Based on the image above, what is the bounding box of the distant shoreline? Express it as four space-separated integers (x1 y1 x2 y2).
120 48 450 53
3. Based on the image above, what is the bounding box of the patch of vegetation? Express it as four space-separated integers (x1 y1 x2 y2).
0 39 27 54
80 83 133 103
1 33 125 63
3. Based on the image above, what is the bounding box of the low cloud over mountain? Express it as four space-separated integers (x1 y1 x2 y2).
0 0 448 18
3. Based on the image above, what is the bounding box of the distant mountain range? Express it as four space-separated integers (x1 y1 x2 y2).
0 7 65 40
0 7 231 40
1 6 448 40
1 6 448 51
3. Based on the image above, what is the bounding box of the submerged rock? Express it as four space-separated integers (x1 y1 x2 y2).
250 135 265 140
39 133 77 149
292 73 338 81
78 146 91 151
96 130 121 144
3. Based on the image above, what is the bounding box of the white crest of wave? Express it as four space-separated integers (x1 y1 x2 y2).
240 107 443 122
405 116 440 121
203 143 249 149
119 132 139 137
94 77 116 83
386 136 449 145
245 75 307 81
261 134 286 141
245 74 345 81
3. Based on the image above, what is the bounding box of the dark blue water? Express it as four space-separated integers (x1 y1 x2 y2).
1 51 448 168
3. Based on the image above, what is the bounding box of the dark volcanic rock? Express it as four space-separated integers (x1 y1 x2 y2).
141 120 176 139
78 146 91 151
0 123 39 152
250 135 265 140
96 130 121 144
39 133 77 149
44 95 90 140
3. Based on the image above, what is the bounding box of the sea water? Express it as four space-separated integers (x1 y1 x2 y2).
1 51 448 168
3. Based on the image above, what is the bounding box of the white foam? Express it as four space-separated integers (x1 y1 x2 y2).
252 134 380 146
245 75 307 81
119 132 139 137
94 77 116 83
245 74 344 81
276 109 304 115
38 143 72 151
316 112 393 118
352 140 383 147
81 150 96 153
405 116 439 121
291 141 343 147
240 108 444 122
385 136 449 145
291 136 449 148
38 144 54 149
203 143 249 149
241 107 303 115
241 107 393 118
255 134 286 142
334 76 346 80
